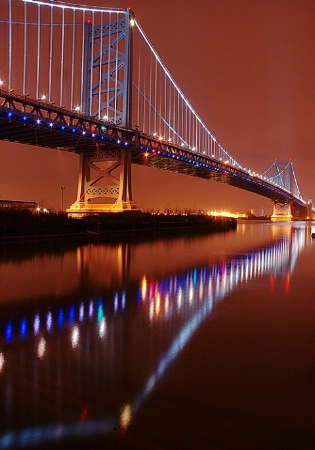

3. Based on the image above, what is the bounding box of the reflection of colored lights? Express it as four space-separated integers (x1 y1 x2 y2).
5 322 13 344
79 302 84 322
155 293 161 316
46 311 52 332
141 275 147 301
97 300 104 323
165 295 169 316
0 352 4 373
121 292 126 310
37 337 46 359
58 308 64 329
71 326 79 348
114 293 119 313
177 289 182 310
89 301 94 319
20 317 27 339
99 318 106 338
120 404 132 431
69 305 75 324
34 314 40 336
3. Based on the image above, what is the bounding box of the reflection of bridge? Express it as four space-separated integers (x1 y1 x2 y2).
0 0 311 219
0 224 308 448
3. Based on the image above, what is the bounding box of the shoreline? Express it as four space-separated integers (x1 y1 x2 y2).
0 211 237 242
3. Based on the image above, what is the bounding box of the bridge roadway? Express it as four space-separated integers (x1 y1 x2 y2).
0 89 306 213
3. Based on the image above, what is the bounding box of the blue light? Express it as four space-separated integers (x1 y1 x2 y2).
33 314 40 336
20 317 27 340
46 311 52 332
7 112 12 117
121 292 126 310
72 128 76 133
5 322 13 343
89 300 94 319
69 305 75 324
97 298 104 323
58 308 64 329
114 293 119 314
22 116 27 121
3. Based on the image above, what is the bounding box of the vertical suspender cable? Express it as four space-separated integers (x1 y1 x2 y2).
89 10 95 116
23 1 27 94
107 12 111 120
80 10 85 111
70 8 75 110
48 5 53 102
136 40 141 128
148 51 152 134
142 51 146 132
114 12 119 123
60 6 65 106
154 57 157 133
164 70 166 137
8 0 12 89
98 12 103 118
36 4 41 99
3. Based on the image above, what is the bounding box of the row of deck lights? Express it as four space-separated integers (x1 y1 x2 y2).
0 84 293 194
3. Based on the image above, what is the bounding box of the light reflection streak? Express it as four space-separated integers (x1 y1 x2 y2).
71 325 79 348
0 226 308 446
0 352 4 373
37 337 46 359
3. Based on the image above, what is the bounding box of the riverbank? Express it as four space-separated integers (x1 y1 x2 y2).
0 210 237 241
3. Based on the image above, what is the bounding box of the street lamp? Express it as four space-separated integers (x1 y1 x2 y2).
61 186 65 212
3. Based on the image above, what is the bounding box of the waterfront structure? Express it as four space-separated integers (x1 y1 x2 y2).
0 200 38 213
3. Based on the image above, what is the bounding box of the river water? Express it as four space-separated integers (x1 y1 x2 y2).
0 221 314 450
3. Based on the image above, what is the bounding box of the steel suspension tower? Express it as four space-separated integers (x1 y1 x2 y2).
68 8 137 216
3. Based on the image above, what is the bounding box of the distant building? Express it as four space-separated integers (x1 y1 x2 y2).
0 200 38 213
250 208 264 217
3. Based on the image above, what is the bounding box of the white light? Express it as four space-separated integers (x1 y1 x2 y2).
0 352 5 373
99 318 106 338
130 18 135 27
37 337 46 359
71 325 79 348
40 94 46 101
0 80 3 87
103 114 108 120
74 106 80 112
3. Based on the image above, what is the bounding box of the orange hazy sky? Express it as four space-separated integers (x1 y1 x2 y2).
1 0 315 214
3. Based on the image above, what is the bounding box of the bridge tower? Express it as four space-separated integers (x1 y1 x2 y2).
68 9 138 216
271 161 294 221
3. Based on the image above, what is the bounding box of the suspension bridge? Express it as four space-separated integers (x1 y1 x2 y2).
0 0 312 219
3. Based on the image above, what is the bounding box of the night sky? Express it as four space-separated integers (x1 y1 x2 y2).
1 0 315 214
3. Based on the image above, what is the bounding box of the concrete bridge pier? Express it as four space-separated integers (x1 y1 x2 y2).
67 147 138 217
271 201 293 221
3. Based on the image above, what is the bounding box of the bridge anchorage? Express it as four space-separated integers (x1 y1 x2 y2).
0 0 311 218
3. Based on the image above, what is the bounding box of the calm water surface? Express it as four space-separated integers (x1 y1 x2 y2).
0 221 315 449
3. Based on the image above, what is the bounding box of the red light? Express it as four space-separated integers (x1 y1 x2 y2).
87 19 92 24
